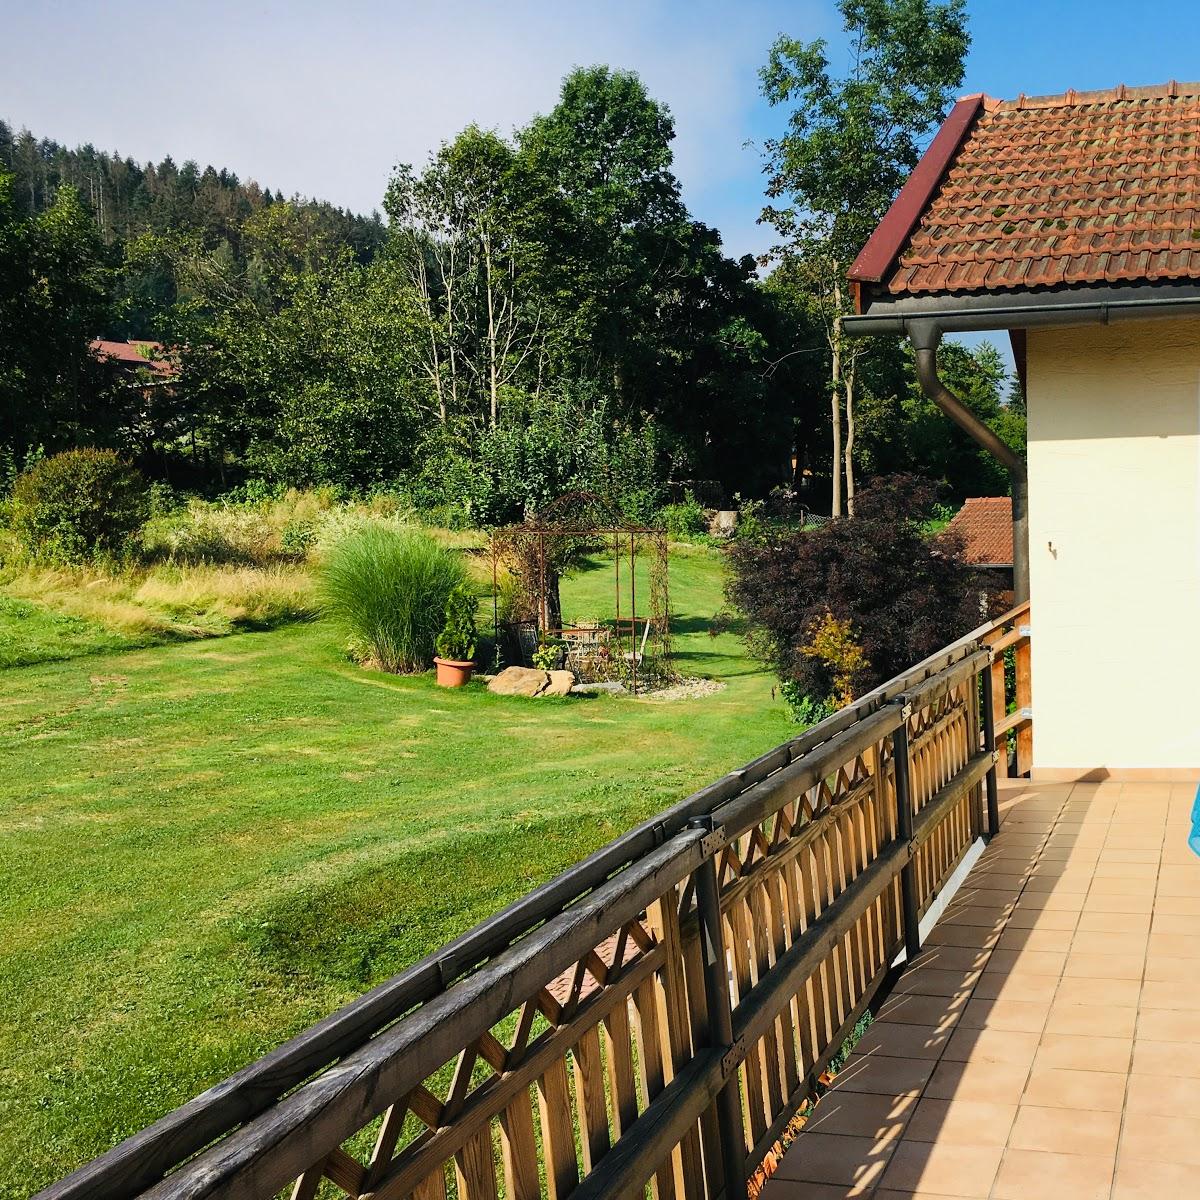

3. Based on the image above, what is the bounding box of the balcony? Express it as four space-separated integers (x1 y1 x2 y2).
38 601 1198 1200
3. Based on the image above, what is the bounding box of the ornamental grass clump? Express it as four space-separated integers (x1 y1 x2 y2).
320 525 467 673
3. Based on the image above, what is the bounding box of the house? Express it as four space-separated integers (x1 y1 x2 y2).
846 81 1200 781
89 339 175 379
946 494 1013 594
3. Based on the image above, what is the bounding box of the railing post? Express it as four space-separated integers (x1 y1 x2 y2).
981 658 1001 835
891 706 922 961
967 667 984 842
1015 621 1032 776
689 821 745 1200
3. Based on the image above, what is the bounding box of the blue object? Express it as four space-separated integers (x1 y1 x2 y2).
1190 784 1200 858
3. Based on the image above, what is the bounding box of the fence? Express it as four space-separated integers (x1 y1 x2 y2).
41 603 1032 1200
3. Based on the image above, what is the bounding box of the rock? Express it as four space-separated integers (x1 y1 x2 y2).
710 509 739 537
487 666 550 697
571 681 627 695
543 670 576 697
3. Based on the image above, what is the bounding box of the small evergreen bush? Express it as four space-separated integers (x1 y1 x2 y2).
10 449 149 563
320 526 467 672
435 583 478 662
658 491 707 538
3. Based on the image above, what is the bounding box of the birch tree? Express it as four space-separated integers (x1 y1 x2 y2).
759 0 969 515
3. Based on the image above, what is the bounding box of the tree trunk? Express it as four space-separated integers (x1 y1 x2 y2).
844 354 857 516
829 291 844 519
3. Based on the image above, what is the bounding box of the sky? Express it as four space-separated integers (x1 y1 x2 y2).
3 0 1200 263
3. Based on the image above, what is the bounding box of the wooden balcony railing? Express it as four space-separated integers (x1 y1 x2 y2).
40 602 1032 1200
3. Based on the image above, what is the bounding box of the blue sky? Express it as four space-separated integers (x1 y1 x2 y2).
3 0 1199 264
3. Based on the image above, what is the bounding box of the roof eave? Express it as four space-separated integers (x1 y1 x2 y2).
844 280 1200 338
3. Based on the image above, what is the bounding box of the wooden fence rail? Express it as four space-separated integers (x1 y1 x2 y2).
39 603 1031 1200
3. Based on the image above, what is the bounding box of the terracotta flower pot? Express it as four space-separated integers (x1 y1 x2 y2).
434 657 475 687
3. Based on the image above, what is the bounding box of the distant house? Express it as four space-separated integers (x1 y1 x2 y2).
89 339 176 380
847 80 1200 779
946 495 1013 592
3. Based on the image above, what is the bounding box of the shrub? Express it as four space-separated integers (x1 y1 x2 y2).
320 526 467 672
728 474 986 702
10 449 149 562
435 583 478 662
658 491 707 538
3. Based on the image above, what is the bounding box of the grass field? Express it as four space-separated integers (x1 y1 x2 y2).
0 543 792 1195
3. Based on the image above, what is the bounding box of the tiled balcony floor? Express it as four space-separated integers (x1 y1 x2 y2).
764 778 1200 1200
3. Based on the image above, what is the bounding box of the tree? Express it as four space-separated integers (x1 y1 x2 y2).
760 0 970 515
727 474 985 701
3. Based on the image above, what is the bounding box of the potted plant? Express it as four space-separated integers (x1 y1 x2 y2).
434 583 478 687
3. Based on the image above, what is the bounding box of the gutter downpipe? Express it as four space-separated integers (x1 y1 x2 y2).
907 319 1029 603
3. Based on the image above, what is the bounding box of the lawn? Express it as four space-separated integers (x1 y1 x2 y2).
0 543 792 1195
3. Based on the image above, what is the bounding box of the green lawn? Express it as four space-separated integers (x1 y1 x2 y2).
0 545 792 1194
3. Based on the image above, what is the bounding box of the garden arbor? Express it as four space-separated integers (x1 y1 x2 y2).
488 492 672 693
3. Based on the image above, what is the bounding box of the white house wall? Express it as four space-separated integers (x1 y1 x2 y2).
1027 316 1200 777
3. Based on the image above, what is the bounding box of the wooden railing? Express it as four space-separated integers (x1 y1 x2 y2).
40 603 1031 1200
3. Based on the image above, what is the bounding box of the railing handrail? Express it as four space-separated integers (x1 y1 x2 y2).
39 603 1031 1200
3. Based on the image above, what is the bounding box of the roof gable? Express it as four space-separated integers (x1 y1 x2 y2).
851 81 1200 301
945 496 1013 567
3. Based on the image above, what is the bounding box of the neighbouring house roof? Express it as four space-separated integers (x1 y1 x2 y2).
850 81 1200 306
90 339 175 376
945 496 1013 567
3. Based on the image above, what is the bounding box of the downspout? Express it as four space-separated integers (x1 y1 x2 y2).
908 320 1029 603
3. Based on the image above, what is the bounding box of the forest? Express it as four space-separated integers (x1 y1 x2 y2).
0 2 1020 526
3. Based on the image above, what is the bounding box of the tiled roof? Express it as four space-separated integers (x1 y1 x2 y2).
945 496 1013 566
90 339 175 375
854 81 1200 297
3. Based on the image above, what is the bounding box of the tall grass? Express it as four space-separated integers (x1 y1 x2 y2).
320 526 468 673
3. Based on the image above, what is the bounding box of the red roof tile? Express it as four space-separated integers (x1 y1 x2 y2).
90 339 175 375
851 81 1200 298
945 496 1013 567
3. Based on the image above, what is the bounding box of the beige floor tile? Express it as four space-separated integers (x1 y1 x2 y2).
1132 1038 1200 1077
923 1058 1032 1105
1149 893 1200 915
1069 930 1149 957
852 1024 952 1061
770 1131 894 1190
1075 910 1151 934
1087 876 1158 896
1147 930 1200 959
1091 861 1159 879
981 948 1067 977
907 944 991 973
971 972 1058 1003
1020 1065 1127 1111
1139 979 1200 1010
991 1148 1114 1200
803 1091 914 1140
759 1178 874 1199
1111 1157 1197 1200
1021 873 1091 894
828 1054 935 1096
995 927 1073 953
878 1140 1003 1197
902 1097 1015 1147
1085 892 1154 914
1007 1103 1122 1157
1156 864 1200 895
1002 906 1079 931
922 923 1001 949
1125 1071 1200 1116
1143 953 1200 982
1097 846 1161 864
1118 1110 1200 1165
1053 975 1141 1007
1134 1007 1200 1042
1013 891 1085 912
874 1191 991 1200
890 967 980 998
1062 951 1146 980
1044 1002 1137 1038
876 993 965 1028
1034 1032 1132 1073
1150 910 1200 934
941 1026 1041 1066
957 997 1050 1033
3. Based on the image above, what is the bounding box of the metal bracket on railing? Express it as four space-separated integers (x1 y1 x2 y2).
901 703 913 721
688 815 727 857
721 1037 747 1077
1018 624 1031 637
991 748 1001 764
